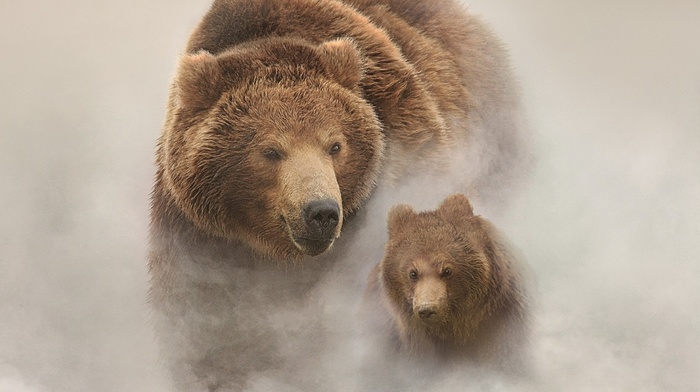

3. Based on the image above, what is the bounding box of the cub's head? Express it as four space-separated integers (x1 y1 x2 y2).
160 37 384 259
381 194 493 329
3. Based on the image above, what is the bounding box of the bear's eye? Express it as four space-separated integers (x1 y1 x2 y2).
262 148 282 161
408 270 418 280
442 267 452 278
329 143 341 156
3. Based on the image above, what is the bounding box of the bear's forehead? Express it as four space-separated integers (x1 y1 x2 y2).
393 236 462 260
389 221 480 261
225 81 346 113
407 253 453 268
391 242 484 276
217 87 347 129
397 217 462 244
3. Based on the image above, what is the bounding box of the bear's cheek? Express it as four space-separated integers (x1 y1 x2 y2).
450 266 487 300
334 137 381 212
381 260 412 311
217 155 283 233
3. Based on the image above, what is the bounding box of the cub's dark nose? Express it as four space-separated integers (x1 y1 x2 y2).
417 304 437 319
303 199 340 239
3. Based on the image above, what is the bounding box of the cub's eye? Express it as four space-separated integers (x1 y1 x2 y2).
442 267 452 278
408 270 418 280
262 148 281 160
329 143 341 156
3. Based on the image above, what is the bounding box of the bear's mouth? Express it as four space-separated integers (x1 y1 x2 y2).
291 237 335 256
280 215 336 256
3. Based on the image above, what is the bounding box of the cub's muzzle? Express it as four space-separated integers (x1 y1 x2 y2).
416 303 439 320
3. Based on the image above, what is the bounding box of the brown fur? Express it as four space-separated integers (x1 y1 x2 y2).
157 36 384 260
149 0 527 389
369 194 529 368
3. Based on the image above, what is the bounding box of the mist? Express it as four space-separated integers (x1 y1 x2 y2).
1 1 699 391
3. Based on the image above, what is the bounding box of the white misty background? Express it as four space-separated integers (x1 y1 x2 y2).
1 1 699 391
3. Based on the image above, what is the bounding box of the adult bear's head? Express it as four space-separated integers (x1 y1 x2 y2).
160 37 384 259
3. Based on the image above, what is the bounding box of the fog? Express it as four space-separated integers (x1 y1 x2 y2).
1 1 699 391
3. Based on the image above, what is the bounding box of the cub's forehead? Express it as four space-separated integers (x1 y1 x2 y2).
389 228 464 255
387 245 459 271
390 214 454 239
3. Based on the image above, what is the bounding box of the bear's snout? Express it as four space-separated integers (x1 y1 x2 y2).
416 303 438 319
287 198 341 256
412 278 447 323
303 199 340 238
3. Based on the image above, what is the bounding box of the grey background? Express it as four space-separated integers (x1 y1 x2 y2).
1 1 699 391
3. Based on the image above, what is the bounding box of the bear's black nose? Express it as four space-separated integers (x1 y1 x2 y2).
303 199 340 239
417 305 437 319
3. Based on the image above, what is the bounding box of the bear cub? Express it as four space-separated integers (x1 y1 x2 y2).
368 194 529 369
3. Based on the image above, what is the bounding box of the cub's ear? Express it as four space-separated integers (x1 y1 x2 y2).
438 194 474 224
387 203 415 233
318 38 363 90
175 51 224 111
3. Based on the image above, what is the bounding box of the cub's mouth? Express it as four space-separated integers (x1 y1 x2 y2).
413 304 445 325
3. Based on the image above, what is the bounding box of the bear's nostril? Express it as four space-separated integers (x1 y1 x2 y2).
417 305 437 319
303 199 340 237
312 210 338 226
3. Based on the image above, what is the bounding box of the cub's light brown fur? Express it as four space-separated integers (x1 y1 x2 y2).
368 194 529 368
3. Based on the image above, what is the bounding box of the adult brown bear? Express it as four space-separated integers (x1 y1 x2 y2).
149 0 527 389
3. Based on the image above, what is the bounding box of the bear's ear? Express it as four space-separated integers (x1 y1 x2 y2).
438 194 474 224
175 51 224 111
317 38 363 90
387 203 416 233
